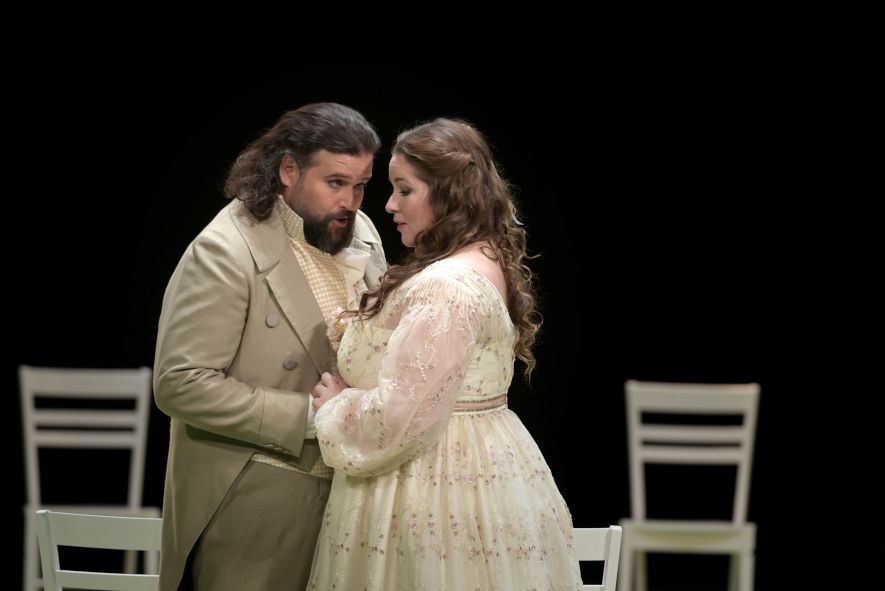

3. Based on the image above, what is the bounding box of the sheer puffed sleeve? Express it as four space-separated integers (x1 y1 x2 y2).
314 270 480 477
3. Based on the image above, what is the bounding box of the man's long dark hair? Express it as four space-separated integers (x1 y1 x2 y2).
224 103 380 221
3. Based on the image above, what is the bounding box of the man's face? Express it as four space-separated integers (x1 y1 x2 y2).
280 149 374 254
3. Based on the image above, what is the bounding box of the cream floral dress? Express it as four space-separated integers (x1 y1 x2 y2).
308 259 581 590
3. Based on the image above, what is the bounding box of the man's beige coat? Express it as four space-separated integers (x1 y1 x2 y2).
153 200 385 589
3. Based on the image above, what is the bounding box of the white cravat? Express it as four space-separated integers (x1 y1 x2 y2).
332 247 371 309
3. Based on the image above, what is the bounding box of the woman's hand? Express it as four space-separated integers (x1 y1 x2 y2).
312 372 348 411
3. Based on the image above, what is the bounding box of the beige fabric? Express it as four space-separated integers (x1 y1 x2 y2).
251 198 356 479
154 199 386 591
189 461 330 591
276 197 349 373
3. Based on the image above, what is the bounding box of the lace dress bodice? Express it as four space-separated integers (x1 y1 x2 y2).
317 259 515 476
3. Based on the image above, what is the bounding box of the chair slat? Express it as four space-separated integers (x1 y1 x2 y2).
34 409 139 428
573 526 622 590
37 510 162 591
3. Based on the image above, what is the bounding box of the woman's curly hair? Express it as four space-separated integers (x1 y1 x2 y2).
356 118 541 379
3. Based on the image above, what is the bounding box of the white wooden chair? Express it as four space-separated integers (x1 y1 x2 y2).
574 525 622 590
36 509 161 591
619 380 760 591
20 365 160 591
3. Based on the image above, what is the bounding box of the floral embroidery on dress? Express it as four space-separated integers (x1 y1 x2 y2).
309 260 581 590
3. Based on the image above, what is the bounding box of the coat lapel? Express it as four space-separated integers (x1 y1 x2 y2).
229 202 331 375
265 249 332 374
229 203 386 376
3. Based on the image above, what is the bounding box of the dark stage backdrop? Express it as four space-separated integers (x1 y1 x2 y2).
7 38 875 589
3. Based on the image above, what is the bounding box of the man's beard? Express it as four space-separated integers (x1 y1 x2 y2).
303 211 356 255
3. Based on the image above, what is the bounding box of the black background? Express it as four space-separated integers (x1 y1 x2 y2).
7 32 878 589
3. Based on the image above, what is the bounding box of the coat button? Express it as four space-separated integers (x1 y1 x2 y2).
266 313 280 328
282 358 298 370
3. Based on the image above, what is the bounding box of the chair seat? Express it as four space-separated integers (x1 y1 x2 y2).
620 518 755 553
25 504 161 518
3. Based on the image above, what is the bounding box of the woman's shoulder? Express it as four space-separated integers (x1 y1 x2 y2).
400 257 499 307
403 259 474 292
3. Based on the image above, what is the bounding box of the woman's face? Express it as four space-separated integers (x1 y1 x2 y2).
386 154 434 247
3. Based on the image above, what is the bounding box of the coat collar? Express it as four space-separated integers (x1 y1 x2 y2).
229 199 380 272
226 199 384 374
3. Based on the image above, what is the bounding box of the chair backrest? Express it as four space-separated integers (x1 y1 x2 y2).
625 380 760 523
573 526 622 590
19 365 153 508
36 509 161 591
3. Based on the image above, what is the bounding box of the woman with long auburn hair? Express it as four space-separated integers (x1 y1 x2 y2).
308 118 581 589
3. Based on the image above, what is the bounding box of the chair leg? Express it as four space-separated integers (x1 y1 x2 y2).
23 511 37 591
635 551 648 591
740 549 754 591
728 554 738 591
727 550 755 591
146 548 160 574
618 544 633 591
123 549 137 573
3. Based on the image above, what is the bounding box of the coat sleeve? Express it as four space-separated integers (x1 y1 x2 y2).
314 272 480 476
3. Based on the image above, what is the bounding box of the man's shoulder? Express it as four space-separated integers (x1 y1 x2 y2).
192 201 245 245
183 201 255 255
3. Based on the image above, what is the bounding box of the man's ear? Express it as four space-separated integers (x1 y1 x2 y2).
279 154 300 189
